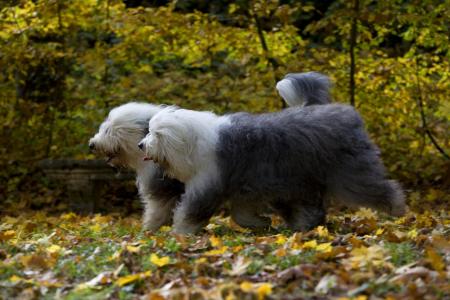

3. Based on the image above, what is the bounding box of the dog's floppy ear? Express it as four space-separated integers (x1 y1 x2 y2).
155 122 197 168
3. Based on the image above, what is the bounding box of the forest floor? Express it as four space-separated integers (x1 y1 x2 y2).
0 203 448 300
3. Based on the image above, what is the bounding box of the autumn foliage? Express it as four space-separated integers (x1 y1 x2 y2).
0 0 449 299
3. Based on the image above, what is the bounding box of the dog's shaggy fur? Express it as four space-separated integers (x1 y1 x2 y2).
276 72 331 106
88 103 184 231
140 104 406 234
89 72 331 231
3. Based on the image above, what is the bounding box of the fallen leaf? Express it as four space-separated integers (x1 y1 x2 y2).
425 247 445 272
150 253 170 267
204 246 228 256
116 271 152 286
257 283 272 300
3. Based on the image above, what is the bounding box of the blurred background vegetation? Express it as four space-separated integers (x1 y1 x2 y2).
0 0 448 211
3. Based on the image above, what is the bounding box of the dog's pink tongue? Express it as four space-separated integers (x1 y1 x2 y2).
143 156 151 161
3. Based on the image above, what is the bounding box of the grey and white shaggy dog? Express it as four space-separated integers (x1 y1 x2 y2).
89 72 328 231
139 93 406 234
88 103 184 231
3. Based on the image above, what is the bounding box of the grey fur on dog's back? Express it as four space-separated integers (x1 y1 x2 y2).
217 104 405 228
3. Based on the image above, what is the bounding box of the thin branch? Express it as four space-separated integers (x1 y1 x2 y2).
349 0 359 107
252 11 284 108
414 59 449 160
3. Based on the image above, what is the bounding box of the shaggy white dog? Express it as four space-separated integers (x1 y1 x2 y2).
139 103 405 234
89 103 184 231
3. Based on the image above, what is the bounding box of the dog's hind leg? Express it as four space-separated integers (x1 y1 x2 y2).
327 154 406 216
230 199 271 229
271 186 326 232
279 204 326 232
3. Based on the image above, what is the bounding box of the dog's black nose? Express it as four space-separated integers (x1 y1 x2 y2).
89 142 95 150
138 142 144 150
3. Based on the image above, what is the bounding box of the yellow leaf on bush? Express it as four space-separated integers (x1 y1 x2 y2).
150 254 170 267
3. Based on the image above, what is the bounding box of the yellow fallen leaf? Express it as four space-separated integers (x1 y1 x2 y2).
343 245 386 270
61 212 77 221
3 216 18 224
0 230 15 241
47 244 62 254
303 240 317 249
316 226 329 238
316 242 332 253
150 254 170 267
109 250 122 261
204 246 228 256
159 226 171 232
232 245 243 253
426 247 445 272
21 254 50 269
93 214 111 224
275 248 286 257
240 281 253 292
9 275 23 283
209 235 222 247
375 228 384 235
195 257 207 264
126 245 141 253
116 271 152 286
89 223 102 233
257 283 272 300
355 208 377 219
407 229 418 239
275 234 287 245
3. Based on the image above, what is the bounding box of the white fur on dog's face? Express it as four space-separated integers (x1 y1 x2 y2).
139 106 230 182
89 102 162 170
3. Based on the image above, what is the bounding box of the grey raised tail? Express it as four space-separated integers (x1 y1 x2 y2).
276 71 331 107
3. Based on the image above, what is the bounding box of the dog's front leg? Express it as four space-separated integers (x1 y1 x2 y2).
172 174 222 234
141 194 176 232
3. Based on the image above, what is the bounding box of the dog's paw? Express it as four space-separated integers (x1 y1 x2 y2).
172 221 202 235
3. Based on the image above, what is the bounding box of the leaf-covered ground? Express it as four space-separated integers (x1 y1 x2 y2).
0 208 448 300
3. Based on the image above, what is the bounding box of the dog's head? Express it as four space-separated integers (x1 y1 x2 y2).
138 106 199 181
89 102 162 170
